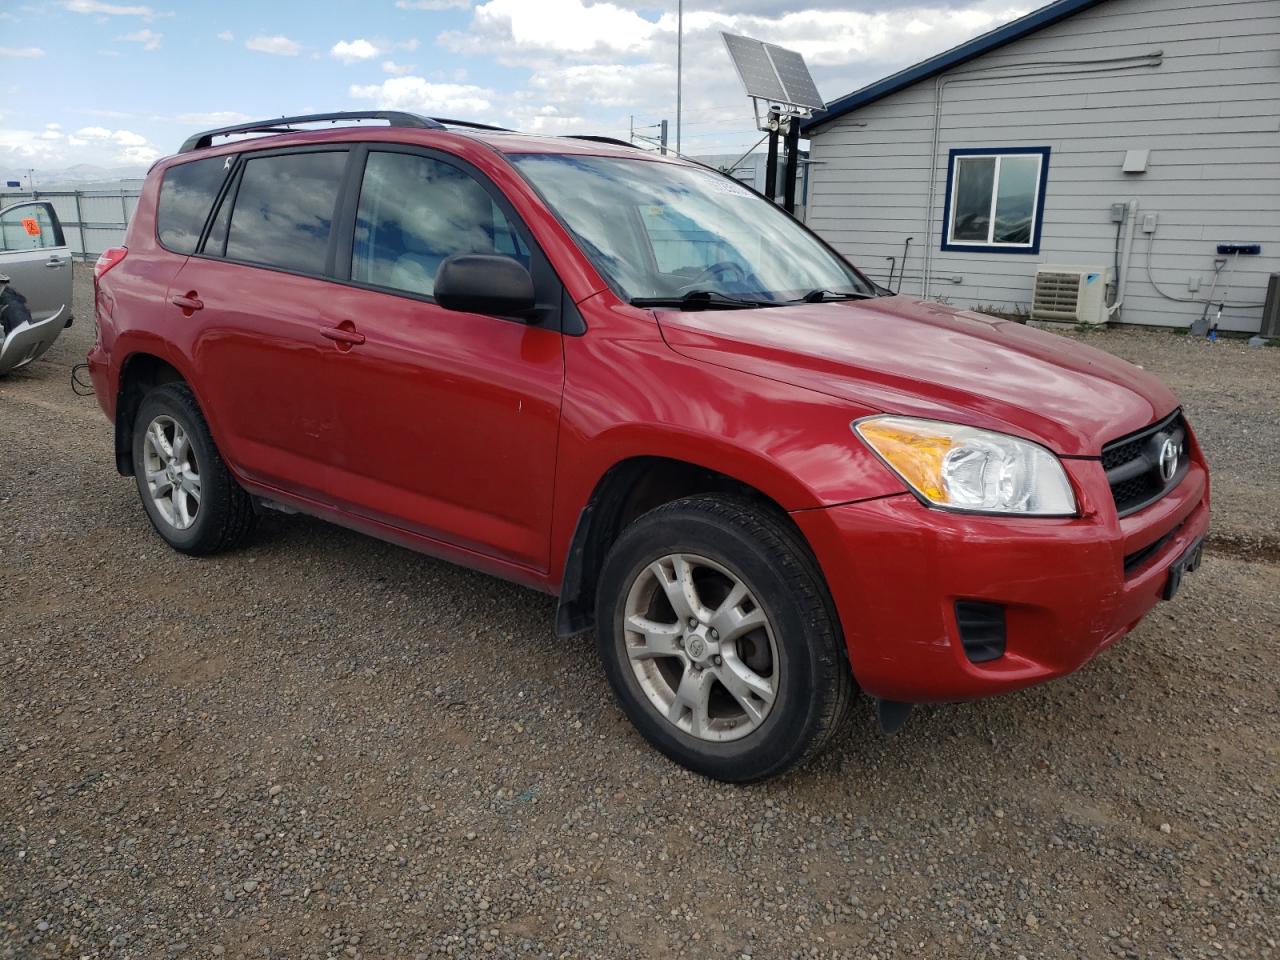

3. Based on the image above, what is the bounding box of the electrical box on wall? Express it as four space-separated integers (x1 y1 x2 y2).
1109 203 1127 223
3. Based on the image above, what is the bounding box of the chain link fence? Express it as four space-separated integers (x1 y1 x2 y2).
1 189 141 262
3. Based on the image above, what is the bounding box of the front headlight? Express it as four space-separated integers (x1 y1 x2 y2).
853 416 1077 516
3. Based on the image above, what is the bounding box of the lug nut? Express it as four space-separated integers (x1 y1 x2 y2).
688 617 697 628
713 655 723 666
709 629 719 641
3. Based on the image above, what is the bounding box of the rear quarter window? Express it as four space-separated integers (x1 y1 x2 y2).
156 157 229 254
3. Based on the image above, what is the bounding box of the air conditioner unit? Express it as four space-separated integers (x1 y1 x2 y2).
1030 265 1113 325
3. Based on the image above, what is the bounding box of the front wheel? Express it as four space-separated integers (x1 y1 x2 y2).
595 495 853 782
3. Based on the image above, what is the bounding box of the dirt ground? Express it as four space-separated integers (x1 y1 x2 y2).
2 268 1277 959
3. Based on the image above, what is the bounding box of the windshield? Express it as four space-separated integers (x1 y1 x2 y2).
511 153 872 305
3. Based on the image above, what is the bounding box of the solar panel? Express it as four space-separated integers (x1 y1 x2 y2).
722 32 787 103
763 43 825 110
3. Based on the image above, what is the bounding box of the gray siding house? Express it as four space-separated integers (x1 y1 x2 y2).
802 0 1279 333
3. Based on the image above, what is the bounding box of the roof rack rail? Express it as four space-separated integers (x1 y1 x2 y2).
178 111 445 153
430 118 514 132
562 135 646 150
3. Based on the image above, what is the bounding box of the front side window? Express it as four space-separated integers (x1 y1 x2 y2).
943 148 1049 253
352 151 529 298
225 151 347 275
512 153 871 304
157 156 228 254
0 202 62 251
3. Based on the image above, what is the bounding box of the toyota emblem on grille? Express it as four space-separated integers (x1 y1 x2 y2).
1158 437 1181 483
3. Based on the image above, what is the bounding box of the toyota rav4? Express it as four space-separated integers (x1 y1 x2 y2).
88 112 1210 782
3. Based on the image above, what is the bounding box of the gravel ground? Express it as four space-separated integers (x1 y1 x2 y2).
2 268 1277 960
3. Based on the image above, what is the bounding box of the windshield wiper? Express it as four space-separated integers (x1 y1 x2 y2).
630 289 776 310
795 289 878 303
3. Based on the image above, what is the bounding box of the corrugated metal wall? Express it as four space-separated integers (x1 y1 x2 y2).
1 189 140 261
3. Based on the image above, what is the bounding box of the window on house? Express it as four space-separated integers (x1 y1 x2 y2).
942 148 1049 253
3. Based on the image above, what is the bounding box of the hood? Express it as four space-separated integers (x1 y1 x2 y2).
656 296 1179 456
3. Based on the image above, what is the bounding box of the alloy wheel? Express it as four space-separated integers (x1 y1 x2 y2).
141 415 201 530
622 553 779 742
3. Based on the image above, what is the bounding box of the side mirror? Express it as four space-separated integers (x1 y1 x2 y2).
434 254 537 318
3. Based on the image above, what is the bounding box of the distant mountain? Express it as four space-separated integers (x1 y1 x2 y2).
4 163 149 190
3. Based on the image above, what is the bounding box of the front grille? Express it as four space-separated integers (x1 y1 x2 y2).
1101 410 1189 517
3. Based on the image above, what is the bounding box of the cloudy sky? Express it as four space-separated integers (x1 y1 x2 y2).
1 0 1032 177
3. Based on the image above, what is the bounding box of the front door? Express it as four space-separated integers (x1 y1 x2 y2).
316 147 565 571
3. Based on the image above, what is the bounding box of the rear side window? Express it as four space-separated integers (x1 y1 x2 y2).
157 157 228 254
226 151 346 275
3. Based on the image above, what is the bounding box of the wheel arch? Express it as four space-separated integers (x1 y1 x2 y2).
113 351 190 475
554 455 816 639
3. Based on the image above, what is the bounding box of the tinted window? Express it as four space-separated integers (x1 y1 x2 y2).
352 151 529 298
202 181 233 257
226 151 346 274
157 157 228 254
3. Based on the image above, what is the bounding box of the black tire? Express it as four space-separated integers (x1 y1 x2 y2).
595 495 854 783
131 382 255 555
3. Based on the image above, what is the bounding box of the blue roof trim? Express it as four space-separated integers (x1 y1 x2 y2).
801 0 1110 134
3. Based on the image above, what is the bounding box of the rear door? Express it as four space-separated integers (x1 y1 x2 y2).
0 201 73 372
164 147 351 496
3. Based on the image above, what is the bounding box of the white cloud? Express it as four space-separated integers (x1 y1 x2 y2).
0 46 45 58
447 0 657 56
431 0 1030 151
122 28 162 50
246 34 301 56
0 123 159 168
382 60 416 76
349 76 494 115
217 30 234 42
331 38 380 63
395 0 471 9
63 0 155 17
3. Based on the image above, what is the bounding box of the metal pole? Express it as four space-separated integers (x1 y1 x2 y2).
675 0 683 155
74 191 87 260
783 119 801 214
659 120 668 155
764 118 780 204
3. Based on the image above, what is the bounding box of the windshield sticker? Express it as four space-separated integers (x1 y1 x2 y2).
21 217 41 237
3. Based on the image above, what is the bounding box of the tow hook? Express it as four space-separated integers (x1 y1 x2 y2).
877 699 914 735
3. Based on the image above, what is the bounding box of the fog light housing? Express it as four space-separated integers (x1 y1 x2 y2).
955 601 1006 663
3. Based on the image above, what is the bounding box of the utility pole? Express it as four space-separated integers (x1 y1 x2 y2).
675 0 682 155
659 120 668 155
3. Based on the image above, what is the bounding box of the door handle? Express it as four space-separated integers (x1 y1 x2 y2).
170 292 204 313
46 257 64 268
320 325 366 346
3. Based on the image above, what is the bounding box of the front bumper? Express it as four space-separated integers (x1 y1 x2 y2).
792 455 1210 703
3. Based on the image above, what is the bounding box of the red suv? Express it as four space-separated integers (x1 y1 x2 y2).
88 112 1210 781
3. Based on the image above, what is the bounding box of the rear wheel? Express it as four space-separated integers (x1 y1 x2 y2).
131 382 255 555
596 495 853 782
